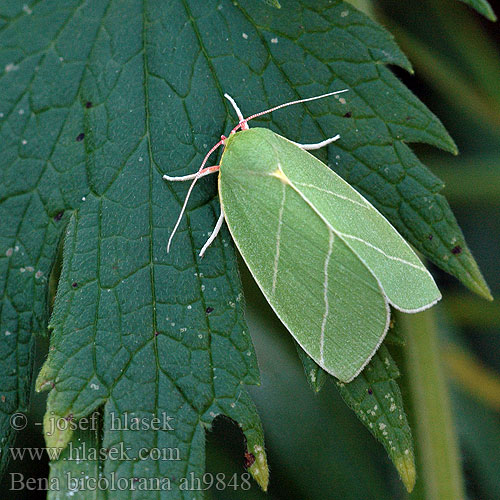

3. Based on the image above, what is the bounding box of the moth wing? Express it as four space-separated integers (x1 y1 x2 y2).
219 140 389 382
271 131 442 312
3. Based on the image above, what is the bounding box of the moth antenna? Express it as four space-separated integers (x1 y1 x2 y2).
224 94 249 130
234 89 349 132
166 140 224 253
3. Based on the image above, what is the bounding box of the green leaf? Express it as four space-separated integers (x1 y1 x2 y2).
456 0 496 21
295 338 414 488
0 0 86 473
2 0 268 493
336 346 416 492
385 312 406 347
0 0 490 494
37 189 267 494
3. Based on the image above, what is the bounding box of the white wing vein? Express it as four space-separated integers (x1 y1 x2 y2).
320 230 334 365
335 232 427 271
272 182 287 294
294 181 370 209
284 177 429 273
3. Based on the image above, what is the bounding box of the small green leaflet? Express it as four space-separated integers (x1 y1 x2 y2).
336 345 416 492
165 94 441 383
457 0 496 21
296 341 328 393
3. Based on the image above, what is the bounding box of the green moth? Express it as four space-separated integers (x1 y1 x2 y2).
164 91 441 382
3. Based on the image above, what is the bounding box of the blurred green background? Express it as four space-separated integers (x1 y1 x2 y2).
2 0 499 498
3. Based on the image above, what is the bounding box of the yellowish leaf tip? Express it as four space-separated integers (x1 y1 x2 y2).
484 7 497 22
472 281 494 302
460 254 493 301
395 452 416 493
35 363 53 392
248 444 269 491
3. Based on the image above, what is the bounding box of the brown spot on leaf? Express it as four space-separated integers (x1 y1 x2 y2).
368 388 373 395
206 307 214 314
451 245 462 255
85 101 92 108
72 282 78 288
244 451 256 468
76 133 85 141
343 111 352 118
54 211 64 221
428 234 433 240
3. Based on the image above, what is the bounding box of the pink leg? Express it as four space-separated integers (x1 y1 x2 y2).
163 165 220 182
165 165 220 253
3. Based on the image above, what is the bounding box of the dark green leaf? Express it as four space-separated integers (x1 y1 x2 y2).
295 342 327 393
37 182 266 494
47 415 105 500
385 312 406 346
296 339 415 489
296 336 413 488
0 0 88 473
336 346 416 492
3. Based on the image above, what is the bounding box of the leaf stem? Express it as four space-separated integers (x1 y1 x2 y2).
400 309 465 500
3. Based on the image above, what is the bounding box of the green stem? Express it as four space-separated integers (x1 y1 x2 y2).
400 310 465 500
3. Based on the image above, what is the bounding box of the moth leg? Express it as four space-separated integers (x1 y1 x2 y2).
166 165 220 253
163 165 220 182
199 208 225 258
293 134 340 150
